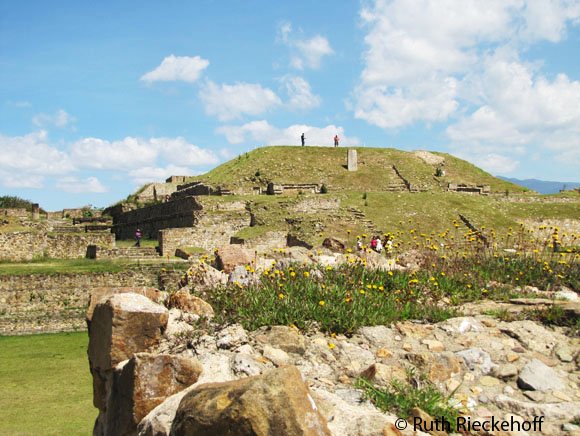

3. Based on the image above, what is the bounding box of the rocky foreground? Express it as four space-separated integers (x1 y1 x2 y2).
87 248 579 436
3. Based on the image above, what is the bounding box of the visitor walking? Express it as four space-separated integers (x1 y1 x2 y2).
334 134 339 147
135 228 142 247
301 133 305 146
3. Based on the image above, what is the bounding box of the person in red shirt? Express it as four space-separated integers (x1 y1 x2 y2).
334 134 340 147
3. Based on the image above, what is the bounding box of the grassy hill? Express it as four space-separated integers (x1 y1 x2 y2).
117 146 578 249
189 146 527 194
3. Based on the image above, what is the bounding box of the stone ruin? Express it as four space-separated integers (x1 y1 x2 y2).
448 183 491 195
85 246 580 436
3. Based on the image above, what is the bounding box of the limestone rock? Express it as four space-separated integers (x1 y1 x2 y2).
232 352 268 377
263 345 292 366
456 348 496 376
554 286 579 301
493 395 580 420
322 237 346 252
255 325 306 355
88 293 168 414
105 353 202 435
87 287 163 322
359 325 397 348
171 366 330 435
216 324 248 349
182 262 228 291
312 387 407 436
167 289 214 318
228 265 258 286
499 320 562 354
359 250 397 271
493 364 518 380
137 385 195 436
555 345 575 363
517 358 566 391
214 244 253 274
88 293 169 372
438 317 485 334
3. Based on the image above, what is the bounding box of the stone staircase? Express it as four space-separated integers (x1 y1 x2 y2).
346 207 379 233
385 165 410 192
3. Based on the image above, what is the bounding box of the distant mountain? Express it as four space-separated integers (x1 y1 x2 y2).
498 177 580 194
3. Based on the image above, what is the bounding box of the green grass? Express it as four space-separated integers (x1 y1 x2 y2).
203 245 578 334
357 369 460 431
188 146 526 194
115 238 159 248
0 258 189 276
0 332 94 435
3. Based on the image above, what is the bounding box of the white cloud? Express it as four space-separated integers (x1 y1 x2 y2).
32 109 75 128
353 0 580 176
282 76 321 110
459 152 520 174
354 0 580 129
140 55 209 83
56 176 107 193
199 81 282 121
70 135 219 171
216 120 359 147
278 22 334 70
447 54 580 169
0 131 75 189
128 165 195 185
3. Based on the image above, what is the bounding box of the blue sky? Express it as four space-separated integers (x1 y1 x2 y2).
1 0 579 211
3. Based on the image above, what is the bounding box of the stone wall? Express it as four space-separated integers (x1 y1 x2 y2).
291 197 340 214
0 267 182 335
113 196 202 239
158 210 250 255
1 208 29 218
134 183 180 203
0 232 115 261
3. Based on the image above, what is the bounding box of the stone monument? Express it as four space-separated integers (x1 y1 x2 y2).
347 149 358 171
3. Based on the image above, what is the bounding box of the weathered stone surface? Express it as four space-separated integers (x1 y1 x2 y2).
517 358 567 391
216 324 249 349
554 286 579 301
88 293 169 415
312 387 409 436
493 364 518 380
438 317 485 334
322 237 346 252
137 381 196 436
456 348 496 376
263 345 292 366
555 345 575 362
493 395 580 420
86 286 163 322
104 353 202 436
232 352 269 377
167 289 214 318
88 293 169 372
214 245 253 274
182 261 228 291
359 326 397 348
255 325 307 355
499 320 563 354
171 366 330 435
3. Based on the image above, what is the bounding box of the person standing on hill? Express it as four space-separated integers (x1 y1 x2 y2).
301 133 305 146
334 134 340 147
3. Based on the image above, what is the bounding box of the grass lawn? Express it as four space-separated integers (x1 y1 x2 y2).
0 258 189 276
0 332 94 436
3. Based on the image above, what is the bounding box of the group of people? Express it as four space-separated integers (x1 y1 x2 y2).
357 234 393 255
300 133 340 147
